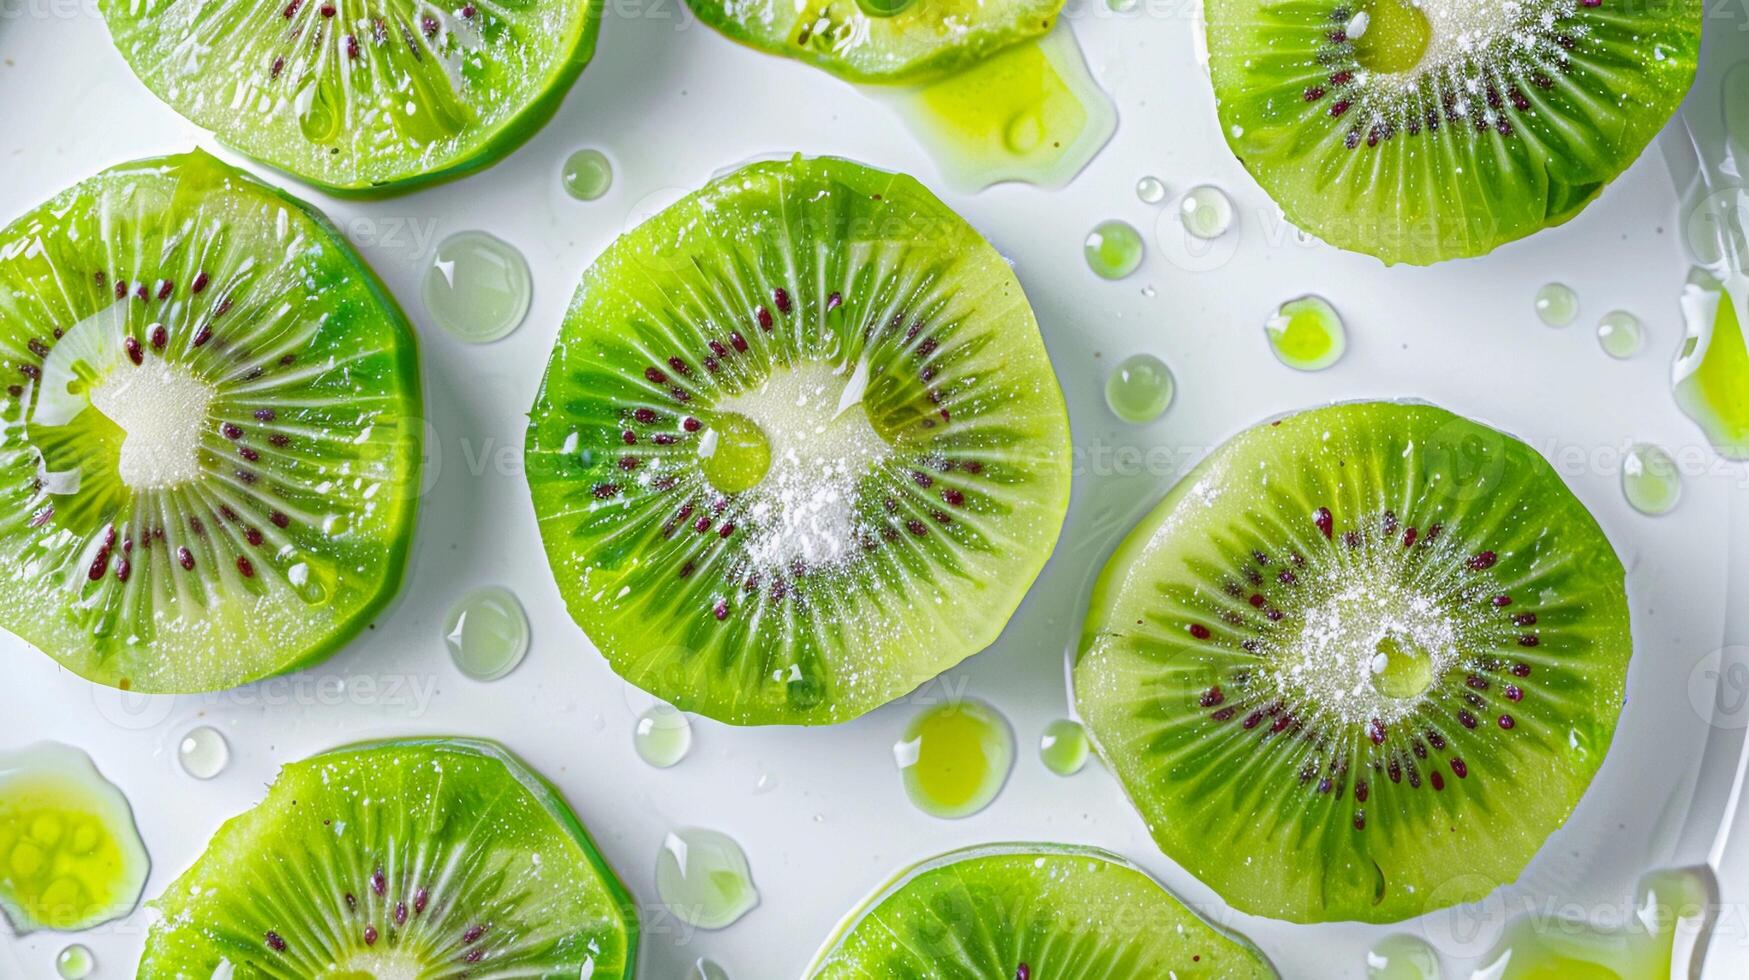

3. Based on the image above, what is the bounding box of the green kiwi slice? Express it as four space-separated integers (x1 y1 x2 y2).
140 737 637 978
685 0 1061 83
1205 0 1704 264
101 0 601 195
1074 402 1631 924
525 155 1072 725
806 843 1277 977
0 150 421 693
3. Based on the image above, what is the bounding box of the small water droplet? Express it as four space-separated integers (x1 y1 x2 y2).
1084 220 1145 280
634 705 693 768
443 586 530 681
1265 295 1347 371
655 828 759 929
562 149 614 201
422 231 533 344
55 944 94 980
1534 282 1579 327
1039 719 1089 776
1135 175 1167 204
1621 444 1682 516
1597 310 1645 358
1179 185 1234 239
177 726 230 780
1104 353 1175 424
1003 111 1046 153
894 699 1014 819
1365 933 1440 979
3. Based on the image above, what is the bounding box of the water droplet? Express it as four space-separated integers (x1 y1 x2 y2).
1179 185 1235 239
1265 295 1347 371
1621 444 1682 516
894 699 1014 819
1104 353 1175 423
443 586 530 681
1597 310 1645 359
687 959 731 980
634 705 693 768
422 231 533 344
1674 269 1749 460
1534 282 1579 327
1364 933 1440 979
562 149 614 201
1474 867 1715 979
55 945 94 980
1136 176 1167 204
1038 719 1089 776
176 726 230 780
1002 111 1045 153
655 828 759 929
1084 220 1145 280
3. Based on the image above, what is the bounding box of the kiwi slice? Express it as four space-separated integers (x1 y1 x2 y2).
140 737 637 977
806 843 1276 977
525 155 1071 725
0 150 421 693
1205 0 1704 264
101 0 600 194
685 0 1061 83
1074 402 1631 924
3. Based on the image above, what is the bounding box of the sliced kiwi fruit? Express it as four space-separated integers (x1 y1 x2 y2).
685 0 1061 83
525 155 1072 725
140 737 637 978
1204 0 1704 264
101 0 601 195
0 150 421 693
1074 402 1631 924
806 843 1277 977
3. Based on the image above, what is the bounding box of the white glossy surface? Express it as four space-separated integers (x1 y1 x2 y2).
0 8 1745 980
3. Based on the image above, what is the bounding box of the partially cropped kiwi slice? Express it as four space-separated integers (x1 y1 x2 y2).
806 843 1277 977
101 0 600 194
526 155 1072 725
0 150 421 693
141 738 637 978
1075 402 1631 923
1205 0 1703 264
685 0 1061 83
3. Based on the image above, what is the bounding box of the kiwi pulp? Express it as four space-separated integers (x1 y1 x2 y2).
525 155 1072 725
1205 0 1704 264
806 843 1276 977
0 150 422 693
139 737 638 978
1074 402 1632 923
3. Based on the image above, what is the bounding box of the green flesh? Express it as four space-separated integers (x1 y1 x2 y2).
0 151 421 693
1205 0 1703 264
140 738 637 979
525 156 1072 726
806 843 1277 977
102 0 600 195
1074 402 1631 924
685 0 1062 83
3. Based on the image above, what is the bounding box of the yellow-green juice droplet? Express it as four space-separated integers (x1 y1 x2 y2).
1038 719 1089 776
634 705 694 768
1105 353 1174 424
422 231 533 343
443 586 530 681
893 700 1014 819
655 828 758 930
1622 444 1682 516
700 412 772 494
1349 0 1432 75
1473 866 1715 979
1365 933 1440 980
562 149 614 201
1180 185 1234 239
1535 282 1579 327
176 726 230 780
1085 220 1144 280
1265 295 1347 371
1597 310 1645 358
1675 270 1749 460
56 944 94 980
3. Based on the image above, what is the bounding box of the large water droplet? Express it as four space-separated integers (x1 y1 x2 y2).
177 726 230 780
443 586 530 681
422 231 533 344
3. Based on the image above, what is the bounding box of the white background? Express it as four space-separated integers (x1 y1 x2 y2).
1 2 1748 978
